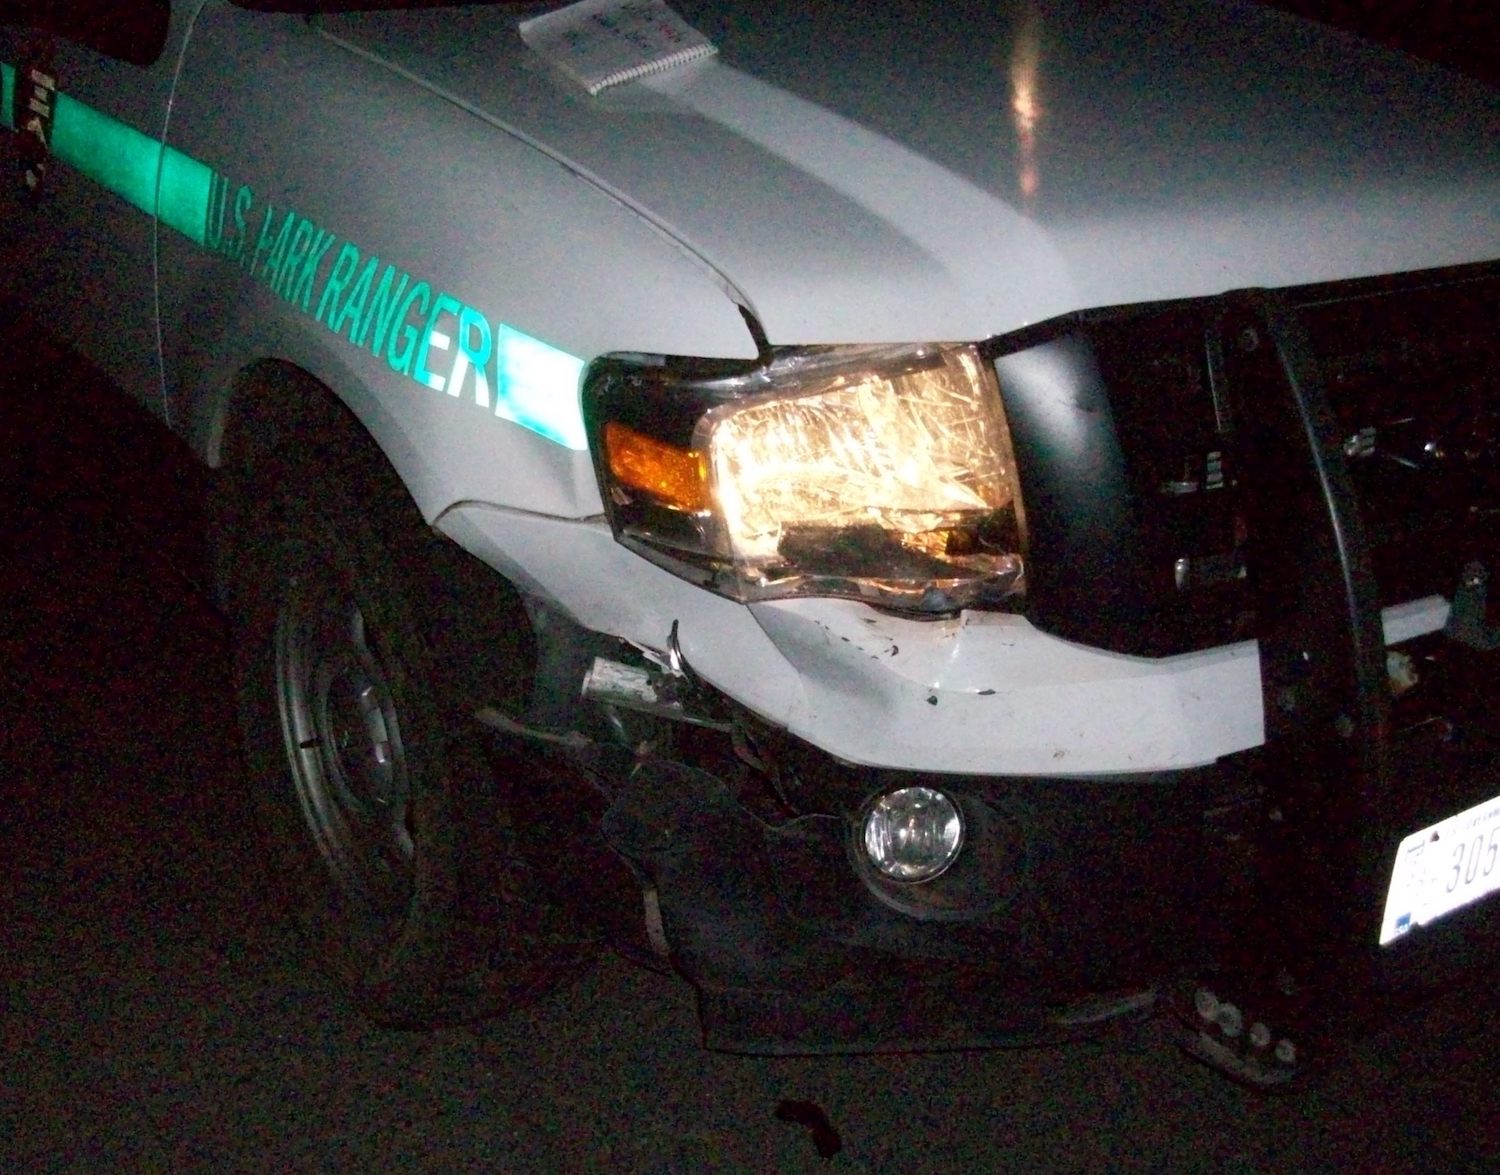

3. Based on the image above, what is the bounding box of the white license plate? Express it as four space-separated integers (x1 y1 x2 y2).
1380 789 1500 945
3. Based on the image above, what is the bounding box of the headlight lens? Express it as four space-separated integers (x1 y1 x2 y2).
586 344 1026 614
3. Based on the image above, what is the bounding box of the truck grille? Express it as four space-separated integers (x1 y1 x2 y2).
998 261 1500 658
1288 265 1500 610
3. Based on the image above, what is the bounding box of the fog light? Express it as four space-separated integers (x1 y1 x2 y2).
861 787 964 882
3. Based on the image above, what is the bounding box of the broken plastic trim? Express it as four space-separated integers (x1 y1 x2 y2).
473 707 591 750
580 657 732 732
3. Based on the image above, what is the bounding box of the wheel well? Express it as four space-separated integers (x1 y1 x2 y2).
212 358 539 718
218 359 379 478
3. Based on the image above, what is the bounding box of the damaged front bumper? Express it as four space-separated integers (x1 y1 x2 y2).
597 753 1235 1053
480 261 1500 1075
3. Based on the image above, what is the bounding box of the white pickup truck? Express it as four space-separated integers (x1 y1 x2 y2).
3 0 1497 1086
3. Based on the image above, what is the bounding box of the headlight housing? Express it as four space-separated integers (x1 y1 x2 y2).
584 344 1026 615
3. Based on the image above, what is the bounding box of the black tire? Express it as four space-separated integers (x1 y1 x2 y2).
214 369 584 1026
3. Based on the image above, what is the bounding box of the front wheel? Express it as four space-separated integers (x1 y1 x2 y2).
273 570 423 960
216 380 581 1025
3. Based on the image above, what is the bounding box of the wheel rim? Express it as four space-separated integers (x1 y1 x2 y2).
275 584 415 921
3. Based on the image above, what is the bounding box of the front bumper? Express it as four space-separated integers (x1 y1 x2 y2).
496 262 1500 1059
575 623 1500 1059
596 751 1251 1052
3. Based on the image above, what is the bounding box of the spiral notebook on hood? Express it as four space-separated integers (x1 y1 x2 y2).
519 0 719 95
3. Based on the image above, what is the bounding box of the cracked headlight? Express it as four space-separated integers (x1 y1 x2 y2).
584 344 1026 614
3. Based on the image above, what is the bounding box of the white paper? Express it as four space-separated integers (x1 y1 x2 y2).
519 0 718 95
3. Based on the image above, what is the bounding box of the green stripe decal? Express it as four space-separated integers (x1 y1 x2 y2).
4 61 587 449
53 94 167 218
156 145 215 246
50 94 212 246
1 62 14 132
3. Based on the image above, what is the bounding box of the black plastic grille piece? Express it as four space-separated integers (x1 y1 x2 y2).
1288 266 1500 611
992 261 1499 659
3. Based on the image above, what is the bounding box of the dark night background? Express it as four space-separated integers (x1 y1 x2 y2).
4 3 1500 1170
1269 1 1499 87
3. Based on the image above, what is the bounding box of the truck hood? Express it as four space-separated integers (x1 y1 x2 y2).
319 0 1500 346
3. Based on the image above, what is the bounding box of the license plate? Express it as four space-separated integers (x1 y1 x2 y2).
1380 789 1500 945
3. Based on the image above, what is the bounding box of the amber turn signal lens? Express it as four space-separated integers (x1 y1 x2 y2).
604 421 709 513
